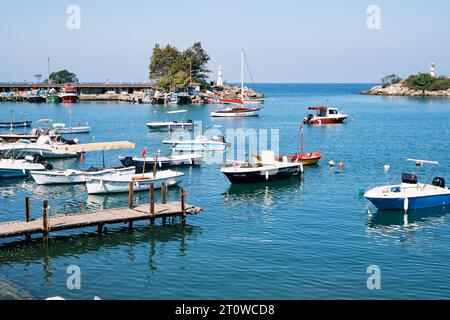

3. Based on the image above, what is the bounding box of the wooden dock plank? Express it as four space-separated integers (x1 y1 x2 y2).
0 202 202 239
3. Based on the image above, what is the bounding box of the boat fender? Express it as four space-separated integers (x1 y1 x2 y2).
159 160 162 168
265 171 269 181
329 160 335 167
404 198 409 212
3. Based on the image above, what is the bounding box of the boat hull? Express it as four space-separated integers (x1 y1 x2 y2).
0 121 32 128
222 166 302 184
119 155 202 171
285 152 322 166
31 167 136 185
366 194 450 211
304 116 347 125
0 168 44 179
61 95 79 103
27 96 46 103
211 109 260 117
86 173 184 194
146 123 195 131
46 95 61 103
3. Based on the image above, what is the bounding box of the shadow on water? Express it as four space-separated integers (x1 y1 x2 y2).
366 206 450 235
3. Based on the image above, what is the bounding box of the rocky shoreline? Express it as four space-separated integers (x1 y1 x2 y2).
361 81 450 97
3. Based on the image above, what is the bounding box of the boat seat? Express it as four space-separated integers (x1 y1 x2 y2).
432 177 446 188
402 172 417 184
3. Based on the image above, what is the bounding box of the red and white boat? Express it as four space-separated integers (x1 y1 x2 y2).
210 50 261 118
303 106 347 124
282 124 322 166
60 86 79 103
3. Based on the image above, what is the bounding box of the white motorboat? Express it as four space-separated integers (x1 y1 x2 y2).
0 156 49 179
221 150 303 184
365 159 450 211
146 110 196 131
30 166 136 185
163 135 227 152
0 135 80 159
85 170 184 194
52 123 90 134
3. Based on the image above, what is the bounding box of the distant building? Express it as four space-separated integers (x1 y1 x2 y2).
216 66 224 87
430 63 436 77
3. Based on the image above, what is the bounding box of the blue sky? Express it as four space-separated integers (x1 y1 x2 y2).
1 0 449 83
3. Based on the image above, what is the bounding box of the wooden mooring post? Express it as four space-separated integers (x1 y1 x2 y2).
129 181 134 209
181 188 186 224
42 200 49 234
161 183 166 204
150 183 155 225
25 197 30 223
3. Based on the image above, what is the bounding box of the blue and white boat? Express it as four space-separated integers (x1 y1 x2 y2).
365 159 450 211
0 156 49 179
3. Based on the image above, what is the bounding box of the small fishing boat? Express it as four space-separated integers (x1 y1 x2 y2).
211 106 260 117
146 110 195 131
46 89 61 103
0 135 79 159
30 166 135 185
365 159 450 211
303 106 347 124
119 153 202 171
27 94 46 103
0 155 52 179
61 86 79 103
0 120 32 128
52 123 91 134
85 170 184 194
163 135 227 152
221 150 303 184
283 125 322 165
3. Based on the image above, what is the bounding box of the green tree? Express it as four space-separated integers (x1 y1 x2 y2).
149 42 210 90
46 70 79 84
381 74 401 88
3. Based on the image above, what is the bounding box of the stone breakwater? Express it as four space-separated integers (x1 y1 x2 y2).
361 81 450 97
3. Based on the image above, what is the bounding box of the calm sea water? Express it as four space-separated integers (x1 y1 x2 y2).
2 83 450 300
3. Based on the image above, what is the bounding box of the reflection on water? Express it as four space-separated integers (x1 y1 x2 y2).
0 224 202 285
0 276 32 300
223 177 303 208
366 206 450 239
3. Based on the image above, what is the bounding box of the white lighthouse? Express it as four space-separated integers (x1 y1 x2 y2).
430 63 436 77
216 66 224 87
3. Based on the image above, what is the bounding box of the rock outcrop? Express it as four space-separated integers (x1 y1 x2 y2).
361 81 450 97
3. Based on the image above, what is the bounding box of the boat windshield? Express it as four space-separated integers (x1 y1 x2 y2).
318 109 327 117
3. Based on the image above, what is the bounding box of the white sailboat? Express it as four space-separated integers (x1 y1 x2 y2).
211 50 261 118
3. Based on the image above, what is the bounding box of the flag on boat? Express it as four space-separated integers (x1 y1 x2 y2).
80 153 85 164
142 147 147 158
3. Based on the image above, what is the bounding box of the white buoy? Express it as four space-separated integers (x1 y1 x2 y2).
384 165 390 172
329 160 335 167
404 198 409 213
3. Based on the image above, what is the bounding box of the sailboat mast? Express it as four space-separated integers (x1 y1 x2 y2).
241 49 244 103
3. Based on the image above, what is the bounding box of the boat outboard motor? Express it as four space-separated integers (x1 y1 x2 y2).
32 154 44 164
122 157 134 167
432 177 446 188
305 114 314 123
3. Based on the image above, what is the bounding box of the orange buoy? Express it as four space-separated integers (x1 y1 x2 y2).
338 162 344 169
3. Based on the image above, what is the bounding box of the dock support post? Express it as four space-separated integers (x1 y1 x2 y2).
129 181 134 209
42 200 49 234
162 217 167 225
161 183 166 204
98 224 104 234
181 188 186 224
25 197 30 222
150 183 155 216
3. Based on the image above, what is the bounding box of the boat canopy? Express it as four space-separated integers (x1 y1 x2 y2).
308 106 330 110
166 110 187 114
52 141 135 153
407 158 439 165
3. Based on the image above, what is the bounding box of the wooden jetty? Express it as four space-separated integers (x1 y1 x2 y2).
0 185 202 240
